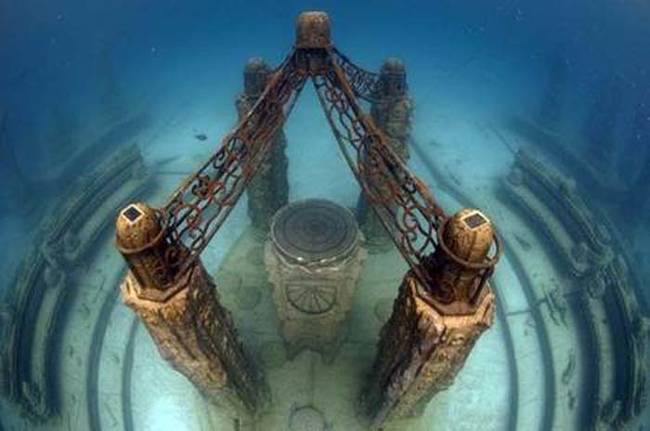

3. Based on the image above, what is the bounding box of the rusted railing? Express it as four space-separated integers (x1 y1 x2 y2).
153 39 448 290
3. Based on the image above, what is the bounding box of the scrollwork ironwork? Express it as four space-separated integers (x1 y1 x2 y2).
312 54 446 288
153 44 449 290
162 51 308 277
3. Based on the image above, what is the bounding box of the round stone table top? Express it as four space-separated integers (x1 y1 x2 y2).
270 199 358 264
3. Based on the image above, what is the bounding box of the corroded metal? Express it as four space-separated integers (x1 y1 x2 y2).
331 49 408 104
160 52 307 282
122 11 491 301
354 57 413 244
112 10 503 426
116 203 174 296
331 48 383 103
295 11 331 49
431 209 499 310
311 58 447 291
360 210 499 423
237 58 290 232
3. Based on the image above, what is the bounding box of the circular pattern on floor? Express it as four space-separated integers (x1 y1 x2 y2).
289 405 327 431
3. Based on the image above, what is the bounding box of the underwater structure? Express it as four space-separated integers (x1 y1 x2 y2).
361 208 499 424
114 10 500 425
237 57 290 233
357 57 414 246
1 6 648 431
265 199 366 362
116 202 268 416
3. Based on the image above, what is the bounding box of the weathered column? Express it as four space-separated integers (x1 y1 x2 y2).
361 209 499 426
357 58 413 246
115 202 268 417
236 57 289 233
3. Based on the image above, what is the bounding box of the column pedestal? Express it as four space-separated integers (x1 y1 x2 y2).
362 272 495 425
121 261 268 417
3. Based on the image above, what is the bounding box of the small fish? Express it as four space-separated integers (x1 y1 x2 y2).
194 133 208 141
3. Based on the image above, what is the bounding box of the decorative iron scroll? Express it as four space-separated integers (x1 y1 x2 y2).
156 44 449 289
161 51 307 277
331 48 409 105
331 48 383 104
313 52 446 288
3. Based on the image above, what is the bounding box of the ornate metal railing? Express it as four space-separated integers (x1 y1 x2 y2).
313 52 446 288
331 48 383 103
149 32 448 290
160 51 307 278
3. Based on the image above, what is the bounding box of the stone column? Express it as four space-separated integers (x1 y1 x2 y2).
115 202 267 417
361 209 499 426
357 58 413 247
264 199 366 362
236 57 289 234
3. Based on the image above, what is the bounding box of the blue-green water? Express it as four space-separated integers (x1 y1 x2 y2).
0 1 649 430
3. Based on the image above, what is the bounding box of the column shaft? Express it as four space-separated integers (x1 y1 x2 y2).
121 261 267 416
362 272 495 425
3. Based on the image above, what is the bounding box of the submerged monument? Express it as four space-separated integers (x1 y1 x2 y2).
115 202 267 416
265 199 366 362
114 10 500 426
361 209 499 424
357 57 413 246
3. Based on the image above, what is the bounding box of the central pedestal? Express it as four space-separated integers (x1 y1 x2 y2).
265 199 366 362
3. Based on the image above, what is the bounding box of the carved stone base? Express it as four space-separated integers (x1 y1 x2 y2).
265 245 365 362
121 262 267 417
362 272 495 426
265 200 366 362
